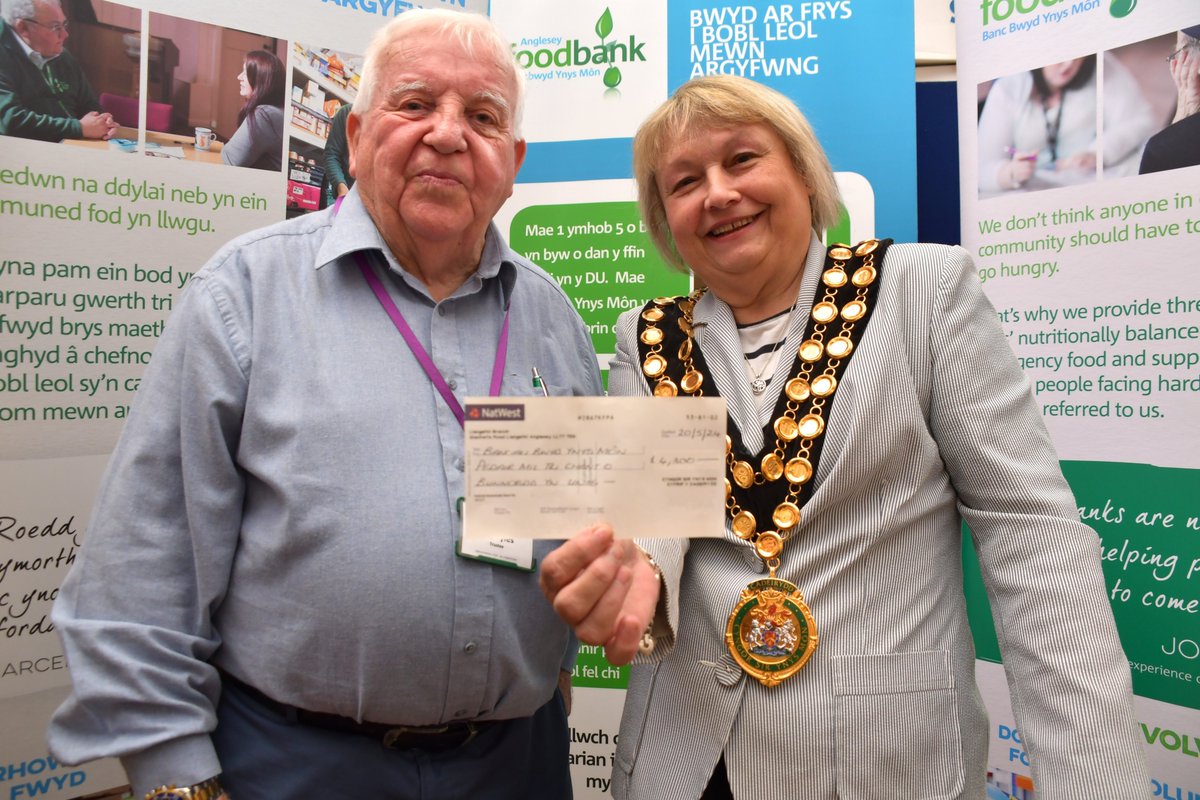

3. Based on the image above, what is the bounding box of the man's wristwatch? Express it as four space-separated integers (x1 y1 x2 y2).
144 777 224 800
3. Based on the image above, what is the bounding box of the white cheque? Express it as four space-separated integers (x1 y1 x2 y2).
463 396 727 540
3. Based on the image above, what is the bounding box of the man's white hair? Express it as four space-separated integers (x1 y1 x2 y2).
2 0 59 27
351 9 525 139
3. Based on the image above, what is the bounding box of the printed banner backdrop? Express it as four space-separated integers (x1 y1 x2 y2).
0 1 914 797
915 0 956 63
956 1 1199 797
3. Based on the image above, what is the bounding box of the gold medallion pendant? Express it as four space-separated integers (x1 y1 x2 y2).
725 577 818 687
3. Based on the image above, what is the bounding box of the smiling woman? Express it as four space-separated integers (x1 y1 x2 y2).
539 73 1152 799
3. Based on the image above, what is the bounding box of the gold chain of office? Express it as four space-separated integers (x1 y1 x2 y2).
636 238 888 575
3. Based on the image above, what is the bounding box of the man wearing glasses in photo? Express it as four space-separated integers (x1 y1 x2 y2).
0 0 117 141
1139 24 1200 175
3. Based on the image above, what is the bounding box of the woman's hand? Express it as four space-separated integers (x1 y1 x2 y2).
1001 152 1036 189
540 524 661 666
1056 150 1096 172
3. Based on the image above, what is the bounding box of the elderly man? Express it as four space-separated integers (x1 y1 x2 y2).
1139 24 1200 174
47 10 599 800
0 0 116 141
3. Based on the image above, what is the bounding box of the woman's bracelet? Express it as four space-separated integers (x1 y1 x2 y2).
634 545 663 654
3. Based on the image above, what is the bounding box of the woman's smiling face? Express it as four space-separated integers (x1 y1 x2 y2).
656 122 813 290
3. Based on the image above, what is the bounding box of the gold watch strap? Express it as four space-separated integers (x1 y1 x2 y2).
144 776 224 800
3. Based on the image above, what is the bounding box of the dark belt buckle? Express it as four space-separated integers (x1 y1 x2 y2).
382 722 478 751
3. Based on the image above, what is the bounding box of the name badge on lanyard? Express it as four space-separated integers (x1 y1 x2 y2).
352 244 534 572
455 497 535 571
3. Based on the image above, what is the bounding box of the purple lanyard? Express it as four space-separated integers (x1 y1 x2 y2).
334 199 509 426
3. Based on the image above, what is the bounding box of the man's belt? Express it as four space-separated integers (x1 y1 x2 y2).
220 671 498 751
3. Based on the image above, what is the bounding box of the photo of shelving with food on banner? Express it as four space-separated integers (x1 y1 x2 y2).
286 41 360 217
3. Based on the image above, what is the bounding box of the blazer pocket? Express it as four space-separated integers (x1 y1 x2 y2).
832 650 965 799
613 662 660 776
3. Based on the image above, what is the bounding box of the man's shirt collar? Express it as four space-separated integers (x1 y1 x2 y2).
11 27 56 69
314 187 516 305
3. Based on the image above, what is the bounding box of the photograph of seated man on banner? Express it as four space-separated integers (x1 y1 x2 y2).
49 9 290 169
1131 24 1200 175
0 0 134 143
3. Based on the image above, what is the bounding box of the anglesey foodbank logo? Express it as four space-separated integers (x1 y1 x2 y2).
595 8 623 87
1108 0 1135 18
511 6 646 90
978 0 1129 36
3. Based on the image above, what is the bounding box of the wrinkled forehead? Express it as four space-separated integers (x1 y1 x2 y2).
28 1 66 22
383 31 519 101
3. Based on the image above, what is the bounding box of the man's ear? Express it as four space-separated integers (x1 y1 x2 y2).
346 110 360 179
508 139 527 198
514 138 527 174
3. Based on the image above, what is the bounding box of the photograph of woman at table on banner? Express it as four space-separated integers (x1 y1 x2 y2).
220 48 284 171
55 9 287 168
976 52 1157 197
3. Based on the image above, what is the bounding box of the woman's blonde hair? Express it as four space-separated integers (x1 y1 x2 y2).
632 75 841 270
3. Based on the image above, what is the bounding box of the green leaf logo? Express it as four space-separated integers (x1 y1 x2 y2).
1108 0 1136 18
603 66 623 87
596 8 614 39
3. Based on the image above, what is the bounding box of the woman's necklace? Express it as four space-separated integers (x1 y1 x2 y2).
1043 92 1064 162
744 296 800 396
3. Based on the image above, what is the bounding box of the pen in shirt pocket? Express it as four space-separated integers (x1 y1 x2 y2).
531 367 550 396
